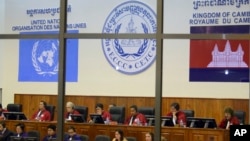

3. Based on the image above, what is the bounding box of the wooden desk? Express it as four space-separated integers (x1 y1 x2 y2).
4 120 229 141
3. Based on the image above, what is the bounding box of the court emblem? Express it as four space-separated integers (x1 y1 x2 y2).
32 40 59 76
102 1 157 74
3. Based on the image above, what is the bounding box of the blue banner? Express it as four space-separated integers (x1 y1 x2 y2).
18 31 78 82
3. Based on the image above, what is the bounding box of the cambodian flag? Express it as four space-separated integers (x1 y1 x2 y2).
189 25 250 82
18 30 78 82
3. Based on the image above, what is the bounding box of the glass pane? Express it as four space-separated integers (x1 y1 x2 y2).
164 0 250 34
68 39 156 95
163 39 250 97
163 39 250 127
67 0 157 34
1 0 60 34
0 39 58 104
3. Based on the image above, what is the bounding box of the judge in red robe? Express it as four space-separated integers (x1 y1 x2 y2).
166 102 186 126
219 107 240 129
124 105 147 126
30 100 51 121
64 101 80 120
89 103 111 123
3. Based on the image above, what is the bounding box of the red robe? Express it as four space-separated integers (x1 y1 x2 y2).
124 113 147 126
0 109 8 120
31 109 51 121
101 111 111 121
166 111 187 125
218 116 240 129
64 110 80 119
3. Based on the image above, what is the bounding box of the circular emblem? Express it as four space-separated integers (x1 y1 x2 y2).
32 40 59 76
102 1 157 74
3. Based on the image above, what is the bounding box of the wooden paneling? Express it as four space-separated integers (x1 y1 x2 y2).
14 94 249 125
4 120 230 141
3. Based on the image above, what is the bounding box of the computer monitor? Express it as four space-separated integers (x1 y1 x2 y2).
22 137 38 141
71 114 85 123
10 136 23 141
48 138 56 141
144 116 174 126
145 115 155 126
161 116 174 126
3 112 27 120
89 114 105 124
186 117 217 128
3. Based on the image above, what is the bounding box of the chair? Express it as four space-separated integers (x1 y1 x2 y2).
137 107 155 117
7 104 22 112
45 105 56 121
74 106 88 122
109 106 125 123
126 136 137 141
234 110 246 125
94 135 110 141
27 130 40 141
79 134 89 141
182 110 195 118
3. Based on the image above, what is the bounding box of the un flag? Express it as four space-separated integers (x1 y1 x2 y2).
18 31 78 82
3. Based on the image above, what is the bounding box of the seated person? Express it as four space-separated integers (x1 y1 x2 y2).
65 102 80 121
89 103 111 123
145 132 154 141
218 107 239 129
0 103 8 120
42 124 57 141
0 121 14 141
112 129 128 141
64 126 81 141
30 100 51 121
13 123 28 137
166 102 186 127
108 104 116 112
124 105 147 126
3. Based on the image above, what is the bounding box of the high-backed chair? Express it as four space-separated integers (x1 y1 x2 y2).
45 105 56 121
80 134 89 141
137 107 155 117
27 130 40 141
7 104 22 112
94 135 110 141
182 110 195 118
109 106 125 123
74 106 88 122
126 136 137 141
234 110 246 125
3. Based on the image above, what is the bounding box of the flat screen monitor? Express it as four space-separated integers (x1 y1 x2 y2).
10 136 23 141
161 116 174 126
145 115 155 126
71 114 85 123
22 137 38 141
10 137 38 141
89 114 105 124
186 117 217 128
3 112 27 120
144 116 174 126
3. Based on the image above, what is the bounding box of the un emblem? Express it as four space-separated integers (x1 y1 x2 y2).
32 40 59 76
102 1 157 74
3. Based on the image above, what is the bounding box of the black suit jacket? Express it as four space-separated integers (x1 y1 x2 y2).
0 128 14 141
